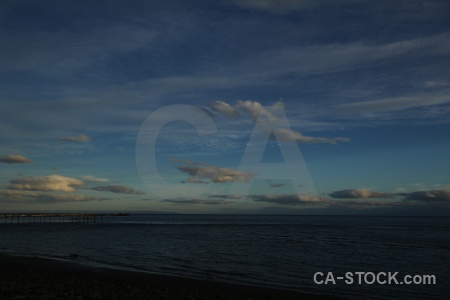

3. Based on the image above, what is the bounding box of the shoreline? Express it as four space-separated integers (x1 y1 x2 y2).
0 253 340 299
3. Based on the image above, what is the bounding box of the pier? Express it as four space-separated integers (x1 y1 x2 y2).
0 213 129 224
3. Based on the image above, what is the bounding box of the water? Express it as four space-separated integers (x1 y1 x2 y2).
0 215 448 299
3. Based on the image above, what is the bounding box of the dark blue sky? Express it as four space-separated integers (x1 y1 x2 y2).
1 0 450 214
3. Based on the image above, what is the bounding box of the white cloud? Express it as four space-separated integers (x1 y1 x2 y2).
208 101 240 120
60 134 91 143
236 100 279 123
272 128 349 144
236 99 348 144
233 100 349 143
0 154 32 164
9 175 84 192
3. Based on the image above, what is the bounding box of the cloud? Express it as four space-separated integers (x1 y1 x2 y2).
424 80 449 88
403 190 450 201
80 175 109 183
251 193 403 209
236 100 279 123
0 190 39 203
208 101 240 120
335 94 450 115
272 128 350 144
161 198 232 205
223 33 450 95
175 161 255 183
329 189 395 199
181 177 210 184
9 175 84 192
60 134 91 143
251 194 331 205
0 189 108 203
0 154 32 164
323 188 450 208
234 100 349 144
92 185 145 195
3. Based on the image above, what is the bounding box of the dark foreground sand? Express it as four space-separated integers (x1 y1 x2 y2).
0 254 340 300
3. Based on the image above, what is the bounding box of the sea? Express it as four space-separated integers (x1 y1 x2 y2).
0 214 448 299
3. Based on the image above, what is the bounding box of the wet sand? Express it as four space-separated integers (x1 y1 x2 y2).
0 254 341 299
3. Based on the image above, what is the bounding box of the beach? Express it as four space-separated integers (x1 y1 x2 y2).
0 254 339 300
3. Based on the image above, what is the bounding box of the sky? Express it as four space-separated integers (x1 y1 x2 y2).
1 0 450 214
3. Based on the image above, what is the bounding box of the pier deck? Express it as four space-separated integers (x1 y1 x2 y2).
0 213 129 224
